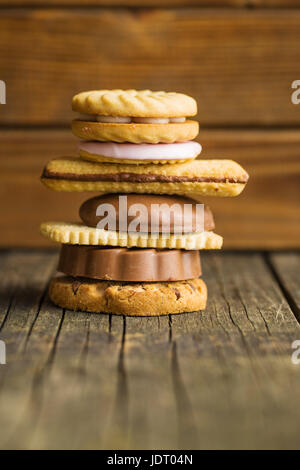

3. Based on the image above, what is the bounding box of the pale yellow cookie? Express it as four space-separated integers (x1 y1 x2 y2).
72 89 197 118
49 276 207 316
41 157 249 197
40 222 223 250
72 120 199 144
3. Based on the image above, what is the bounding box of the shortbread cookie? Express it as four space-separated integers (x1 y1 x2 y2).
49 276 207 316
79 194 215 234
72 120 199 144
40 222 223 250
72 89 197 118
79 141 201 165
58 245 202 282
41 157 249 197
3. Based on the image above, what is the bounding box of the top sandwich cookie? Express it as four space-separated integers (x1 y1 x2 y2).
72 89 198 144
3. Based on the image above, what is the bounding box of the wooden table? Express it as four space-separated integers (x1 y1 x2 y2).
0 249 299 450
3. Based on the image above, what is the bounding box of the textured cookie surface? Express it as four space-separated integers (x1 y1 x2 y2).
72 89 197 117
49 276 207 316
40 222 223 250
72 120 199 144
41 157 249 197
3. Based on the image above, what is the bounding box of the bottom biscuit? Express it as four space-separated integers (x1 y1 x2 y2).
49 276 207 316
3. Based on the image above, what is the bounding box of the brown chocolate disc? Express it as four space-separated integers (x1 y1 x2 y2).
58 245 202 282
79 194 215 234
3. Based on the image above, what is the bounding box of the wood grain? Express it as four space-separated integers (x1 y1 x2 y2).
170 252 300 449
0 250 299 449
201 129 300 249
1 8 300 126
1 128 299 249
1 1 300 7
268 252 300 322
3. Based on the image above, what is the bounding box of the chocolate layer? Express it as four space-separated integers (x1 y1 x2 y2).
80 194 215 234
58 245 202 282
42 168 248 184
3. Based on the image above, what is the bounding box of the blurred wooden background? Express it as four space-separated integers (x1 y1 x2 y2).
1 1 300 248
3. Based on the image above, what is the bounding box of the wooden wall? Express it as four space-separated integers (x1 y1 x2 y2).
1 1 300 248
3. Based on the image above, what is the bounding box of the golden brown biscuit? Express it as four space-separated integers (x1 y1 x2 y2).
72 89 197 117
72 120 199 144
40 222 223 250
49 276 207 316
41 157 249 197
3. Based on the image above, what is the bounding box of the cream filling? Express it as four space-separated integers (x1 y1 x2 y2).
79 141 202 161
96 116 132 123
78 114 186 124
133 117 169 124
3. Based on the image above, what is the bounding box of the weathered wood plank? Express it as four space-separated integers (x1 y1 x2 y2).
204 252 299 334
1 251 300 449
0 251 18 328
1 9 300 126
170 252 300 449
25 311 123 449
1 308 123 449
1 128 299 249
0 250 124 449
0 251 60 448
119 316 178 449
0 251 58 355
268 252 300 322
168 337 300 448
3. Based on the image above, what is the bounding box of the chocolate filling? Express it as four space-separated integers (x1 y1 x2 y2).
42 169 248 184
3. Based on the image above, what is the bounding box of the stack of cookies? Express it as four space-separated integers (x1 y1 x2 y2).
40 89 248 316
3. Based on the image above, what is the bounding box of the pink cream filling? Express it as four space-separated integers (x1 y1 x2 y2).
79 141 202 161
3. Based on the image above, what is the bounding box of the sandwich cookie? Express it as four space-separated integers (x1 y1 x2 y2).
41 157 249 197
58 246 202 282
49 276 207 316
79 141 202 165
72 89 198 143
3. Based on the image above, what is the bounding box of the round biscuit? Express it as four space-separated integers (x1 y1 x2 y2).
72 89 197 118
72 120 199 144
49 276 207 316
